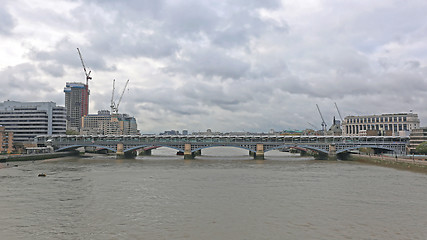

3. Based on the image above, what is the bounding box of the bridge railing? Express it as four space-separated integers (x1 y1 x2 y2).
35 134 410 145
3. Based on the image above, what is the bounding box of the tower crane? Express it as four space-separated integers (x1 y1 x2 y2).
307 122 319 130
316 104 327 134
77 48 92 86
334 102 344 122
110 79 129 115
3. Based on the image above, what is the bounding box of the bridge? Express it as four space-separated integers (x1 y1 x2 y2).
36 135 409 160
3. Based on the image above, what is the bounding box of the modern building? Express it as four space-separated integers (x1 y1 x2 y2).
64 82 89 131
0 125 13 153
0 100 66 142
81 110 112 135
408 127 427 153
80 110 138 135
342 112 420 136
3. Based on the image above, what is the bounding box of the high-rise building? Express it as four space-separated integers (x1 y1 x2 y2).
64 82 89 131
342 113 420 136
0 100 66 142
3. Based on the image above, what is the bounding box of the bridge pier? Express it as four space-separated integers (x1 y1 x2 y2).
254 143 264 160
328 144 337 160
139 149 152 156
184 143 195 159
116 143 125 158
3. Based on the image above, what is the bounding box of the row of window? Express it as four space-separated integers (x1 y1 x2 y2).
346 123 408 133
346 116 408 124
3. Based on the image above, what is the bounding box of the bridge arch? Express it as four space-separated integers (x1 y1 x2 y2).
336 145 395 154
123 145 184 153
192 145 254 153
55 144 117 153
265 144 329 154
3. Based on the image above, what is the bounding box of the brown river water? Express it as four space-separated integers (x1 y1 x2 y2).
0 148 426 240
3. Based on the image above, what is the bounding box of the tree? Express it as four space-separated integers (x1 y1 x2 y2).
66 129 79 135
415 141 427 155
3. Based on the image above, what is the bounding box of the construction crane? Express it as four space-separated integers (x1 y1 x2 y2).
307 122 319 130
77 48 92 86
334 102 344 122
110 79 129 115
316 104 327 134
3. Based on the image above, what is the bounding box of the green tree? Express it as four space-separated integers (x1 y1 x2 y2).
66 129 79 135
415 141 427 155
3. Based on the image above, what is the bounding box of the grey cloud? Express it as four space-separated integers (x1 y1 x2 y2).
168 48 250 79
0 7 16 35
39 63 65 77
404 60 420 69
0 64 56 102
28 38 116 72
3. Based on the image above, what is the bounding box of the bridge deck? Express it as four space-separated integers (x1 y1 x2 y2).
36 134 409 156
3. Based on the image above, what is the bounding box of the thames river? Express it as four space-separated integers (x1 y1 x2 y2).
1 148 426 240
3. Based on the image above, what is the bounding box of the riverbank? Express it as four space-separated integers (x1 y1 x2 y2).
350 154 427 173
0 151 79 163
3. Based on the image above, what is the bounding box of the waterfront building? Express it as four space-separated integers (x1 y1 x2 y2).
81 110 111 135
0 100 66 142
342 112 420 136
408 127 427 153
0 125 13 153
80 110 138 135
64 82 89 131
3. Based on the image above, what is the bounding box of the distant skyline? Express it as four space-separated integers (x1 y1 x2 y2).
1 0 426 133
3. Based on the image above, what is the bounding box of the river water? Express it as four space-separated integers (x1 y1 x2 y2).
1 147 426 240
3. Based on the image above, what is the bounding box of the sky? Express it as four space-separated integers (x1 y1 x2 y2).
1 0 427 134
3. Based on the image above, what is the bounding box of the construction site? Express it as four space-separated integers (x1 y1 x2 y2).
67 48 138 135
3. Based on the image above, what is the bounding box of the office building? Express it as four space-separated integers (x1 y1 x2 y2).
0 125 13 153
81 110 111 135
343 112 420 136
409 127 427 153
0 100 66 142
64 82 89 131
80 110 138 135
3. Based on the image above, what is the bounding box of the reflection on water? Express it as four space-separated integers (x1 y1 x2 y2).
0 148 426 240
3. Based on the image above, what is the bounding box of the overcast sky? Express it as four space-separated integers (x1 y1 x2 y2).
1 0 426 133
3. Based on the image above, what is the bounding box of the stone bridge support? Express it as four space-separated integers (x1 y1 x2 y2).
116 143 124 158
254 143 264 160
328 144 337 160
184 143 194 159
